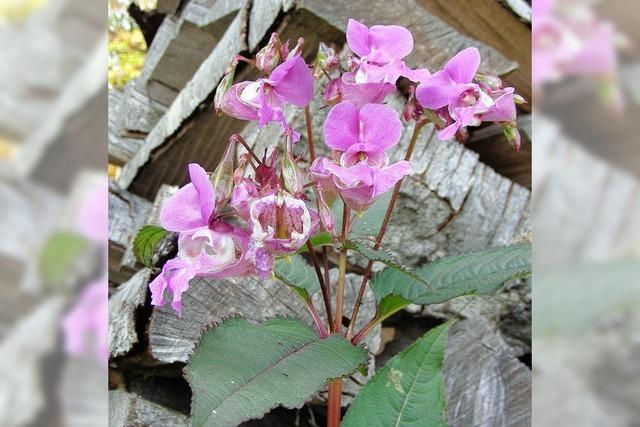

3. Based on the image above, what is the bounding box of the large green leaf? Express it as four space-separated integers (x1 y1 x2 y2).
132 225 168 267
371 243 531 305
38 231 89 289
273 254 320 299
185 317 367 427
295 232 334 254
342 323 451 427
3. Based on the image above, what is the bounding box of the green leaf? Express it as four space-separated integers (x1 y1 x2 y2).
186 317 368 427
343 239 427 286
342 323 451 427
295 232 334 254
333 192 392 238
273 254 320 299
132 225 168 267
38 232 89 289
377 294 412 321
371 243 531 305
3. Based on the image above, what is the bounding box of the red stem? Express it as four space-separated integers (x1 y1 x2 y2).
307 241 333 331
327 379 343 427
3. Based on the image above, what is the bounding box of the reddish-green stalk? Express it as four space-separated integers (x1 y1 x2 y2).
230 133 261 164
305 297 329 338
334 204 350 333
346 121 430 340
306 241 333 330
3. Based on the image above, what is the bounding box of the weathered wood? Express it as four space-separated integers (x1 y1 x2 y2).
443 317 531 427
417 0 532 104
108 89 144 166
61 356 108 427
108 183 153 285
109 390 190 427
109 269 151 358
117 6 250 195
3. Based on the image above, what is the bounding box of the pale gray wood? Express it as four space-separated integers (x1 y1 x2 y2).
108 183 153 285
117 6 249 189
109 269 151 358
109 390 190 427
248 0 295 50
61 356 108 427
444 317 531 427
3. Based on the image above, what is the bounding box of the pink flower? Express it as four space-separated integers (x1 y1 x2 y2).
62 279 108 363
346 19 428 85
319 101 411 211
151 163 252 315
247 192 317 278
416 48 519 140
220 55 313 141
149 223 252 315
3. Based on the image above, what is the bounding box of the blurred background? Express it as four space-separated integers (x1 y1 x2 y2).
532 0 640 426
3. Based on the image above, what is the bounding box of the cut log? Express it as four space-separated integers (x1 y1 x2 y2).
443 317 531 427
61 356 108 427
108 183 153 285
108 269 151 358
109 390 190 427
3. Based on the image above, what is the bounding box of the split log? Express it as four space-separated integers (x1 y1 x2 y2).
61 356 108 427
108 183 153 285
444 318 531 427
109 390 190 427
108 269 151 358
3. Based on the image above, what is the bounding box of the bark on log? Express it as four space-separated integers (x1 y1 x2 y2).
109 390 190 427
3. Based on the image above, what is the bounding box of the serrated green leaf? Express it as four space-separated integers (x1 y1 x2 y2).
377 294 412 320
342 322 451 427
38 232 89 289
343 240 428 286
186 317 368 427
273 254 320 298
132 225 168 267
371 243 531 305
295 232 335 254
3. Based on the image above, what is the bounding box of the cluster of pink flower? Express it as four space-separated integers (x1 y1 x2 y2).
149 19 523 315
533 0 625 110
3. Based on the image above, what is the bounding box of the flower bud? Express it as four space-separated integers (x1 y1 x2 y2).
314 42 339 78
402 86 423 121
281 138 305 195
209 139 236 213
316 189 335 236
214 60 238 116
256 33 282 74
323 78 342 104
502 122 521 151
512 94 527 105
287 37 304 59
474 72 503 91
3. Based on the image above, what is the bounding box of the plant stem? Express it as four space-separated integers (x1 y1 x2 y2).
346 121 430 340
335 205 350 333
305 298 329 338
231 133 261 164
307 241 333 331
351 316 378 345
327 379 342 427
304 106 316 162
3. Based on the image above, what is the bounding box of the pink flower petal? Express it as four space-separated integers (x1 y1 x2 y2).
271 56 314 107
359 103 402 151
341 72 395 107
374 161 412 196
324 101 360 151
346 18 372 57
188 163 215 225
481 88 517 122
160 182 207 232
369 24 413 61
416 71 456 109
444 47 481 84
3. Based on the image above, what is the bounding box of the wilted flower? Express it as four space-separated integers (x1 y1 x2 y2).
247 192 318 278
219 55 314 141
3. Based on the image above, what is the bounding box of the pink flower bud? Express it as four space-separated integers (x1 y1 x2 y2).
281 138 305 195
402 86 423 122
287 37 304 59
314 42 339 78
474 72 503 91
502 122 521 151
323 78 342 105
209 139 236 215
214 61 238 116
256 33 282 74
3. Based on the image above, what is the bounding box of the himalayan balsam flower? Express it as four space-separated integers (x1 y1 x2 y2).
219 55 313 142
247 192 317 279
416 47 520 146
150 163 252 315
316 101 411 212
